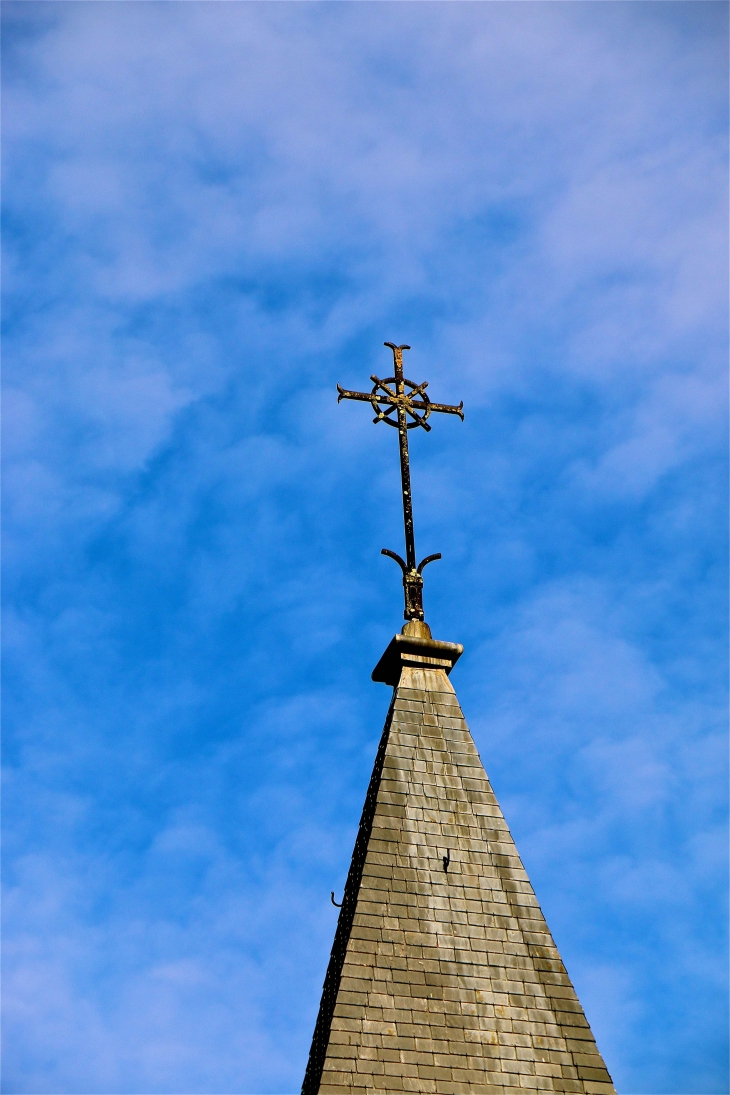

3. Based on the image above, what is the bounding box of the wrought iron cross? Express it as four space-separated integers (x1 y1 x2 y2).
337 342 464 621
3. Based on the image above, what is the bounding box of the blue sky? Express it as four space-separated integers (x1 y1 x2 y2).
1 3 727 1093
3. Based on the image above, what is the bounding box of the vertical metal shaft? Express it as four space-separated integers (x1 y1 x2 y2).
393 347 416 571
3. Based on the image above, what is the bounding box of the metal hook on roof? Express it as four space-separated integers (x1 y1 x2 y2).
331 891 343 908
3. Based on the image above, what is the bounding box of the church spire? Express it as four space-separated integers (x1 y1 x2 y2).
302 344 615 1094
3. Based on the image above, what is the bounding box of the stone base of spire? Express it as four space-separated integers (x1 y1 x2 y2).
371 619 463 686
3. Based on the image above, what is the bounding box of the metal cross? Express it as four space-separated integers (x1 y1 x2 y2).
337 342 464 622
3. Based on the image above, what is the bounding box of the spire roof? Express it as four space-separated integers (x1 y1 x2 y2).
302 629 615 1094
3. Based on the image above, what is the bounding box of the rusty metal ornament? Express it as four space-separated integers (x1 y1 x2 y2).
337 343 464 622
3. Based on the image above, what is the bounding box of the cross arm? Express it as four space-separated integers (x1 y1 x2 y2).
337 384 464 420
337 384 373 404
421 400 464 420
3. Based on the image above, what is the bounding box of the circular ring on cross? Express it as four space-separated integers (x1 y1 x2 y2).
370 377 431 429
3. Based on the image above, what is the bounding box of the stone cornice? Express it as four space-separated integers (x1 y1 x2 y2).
371 631 463 686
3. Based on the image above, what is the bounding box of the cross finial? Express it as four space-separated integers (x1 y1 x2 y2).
337 343 464 622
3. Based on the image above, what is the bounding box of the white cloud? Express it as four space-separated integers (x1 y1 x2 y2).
2 3 726 1092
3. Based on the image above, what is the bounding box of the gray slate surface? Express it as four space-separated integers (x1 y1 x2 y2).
303 653 615 1095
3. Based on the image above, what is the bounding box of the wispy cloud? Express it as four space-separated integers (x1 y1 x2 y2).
2 3 727 1093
